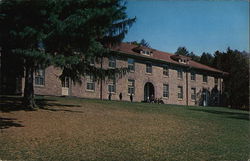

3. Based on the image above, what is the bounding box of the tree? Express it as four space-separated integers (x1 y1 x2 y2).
200 52 214 67
213 48 249 109
129 39 150 47
0 0 136 109
175 47 189 56
140 39 150 47
1 0 52 109
188 52 200 62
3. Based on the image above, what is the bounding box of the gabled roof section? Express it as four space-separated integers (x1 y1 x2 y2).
111 42 227 74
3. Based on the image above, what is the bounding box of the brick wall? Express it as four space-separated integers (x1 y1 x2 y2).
30 56 223 106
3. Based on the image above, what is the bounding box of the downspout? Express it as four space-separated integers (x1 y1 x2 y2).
100 57 103 100
186 69 189 106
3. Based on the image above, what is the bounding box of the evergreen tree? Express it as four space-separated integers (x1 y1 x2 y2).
213 48 249 109
140 39 150 47
200 52 214 67
0 0 136 109
175 47 189 56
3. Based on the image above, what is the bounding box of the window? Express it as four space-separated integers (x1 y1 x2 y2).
108 76 116 93
109 57 116 68
146 63 152 73
177 86 183 99
191 88 196 100
214 77 218 85
86 75 95 91
191 72 196 81
128 58 135 71
62 77 70 88
108 82 116 93
142 50 150 55
203 75 208 83
35 69 45 86
128 79 135 94
163 84 169 98
177 69 183 79
163 66 169 76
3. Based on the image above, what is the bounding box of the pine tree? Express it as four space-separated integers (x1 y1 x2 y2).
0 0 136 109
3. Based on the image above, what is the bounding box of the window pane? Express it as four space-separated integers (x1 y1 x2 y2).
163 66 169 76
146 63 152 73
128 58 135 71
203 75 208 82
109 57 116 68
178 86 183 99
35 69 45 85
163 84 169 97
128 79 135 94
178 69 183 79
191 88 196 100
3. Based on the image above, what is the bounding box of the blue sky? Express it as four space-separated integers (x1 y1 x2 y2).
123 0 249 55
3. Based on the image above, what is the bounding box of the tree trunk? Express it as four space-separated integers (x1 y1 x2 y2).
23 66 37 109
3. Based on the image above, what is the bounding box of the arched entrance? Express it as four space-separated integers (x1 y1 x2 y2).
144 82 155 101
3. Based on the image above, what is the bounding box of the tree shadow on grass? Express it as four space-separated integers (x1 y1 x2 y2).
0 96 82 113
189 108 249 121
0 117 24 130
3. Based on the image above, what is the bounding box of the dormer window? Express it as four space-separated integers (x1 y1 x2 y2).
171 55 190 64
141 50 151 56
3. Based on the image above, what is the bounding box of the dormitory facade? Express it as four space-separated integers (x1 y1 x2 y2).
2 43 227 106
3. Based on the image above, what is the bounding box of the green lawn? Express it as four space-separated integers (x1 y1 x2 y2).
0 96 249 161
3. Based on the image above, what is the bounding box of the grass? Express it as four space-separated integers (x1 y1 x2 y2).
0 95 249 161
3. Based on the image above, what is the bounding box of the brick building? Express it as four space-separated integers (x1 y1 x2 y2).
4 43 227 106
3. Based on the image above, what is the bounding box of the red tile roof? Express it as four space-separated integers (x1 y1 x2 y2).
111 42 226 74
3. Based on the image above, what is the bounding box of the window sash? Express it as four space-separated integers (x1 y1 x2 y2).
163 66 169 76
109 57 116 68
128 79 135 94
146 64 152 73
191 88 196 100
203 75 208 82
108 84 116 93
87 82 95 90
128 58 135 71
178 86 183 99
62 77 70 88
34 69 45 85
214 78 218 85
86 75 95 90
163 84 169 97
191 73 196 80
178 70 183 79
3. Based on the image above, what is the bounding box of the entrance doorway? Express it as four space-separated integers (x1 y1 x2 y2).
62 77 70 96
144 82 155 101
202 88 209 106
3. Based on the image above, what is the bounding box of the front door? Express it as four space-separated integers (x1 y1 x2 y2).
62 77 70 96
144 82 155 101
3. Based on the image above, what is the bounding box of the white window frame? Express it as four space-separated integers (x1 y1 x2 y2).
128 79 135 95
163 84 169 98
191 72 196 81
163 66 169 76
86 75 95 91
177 86 183 99
177 69 183 79
203 75 208 83
191 87 196 100
109 57 116 68
146 63 152 73
34 68 45 86
128 58 135 72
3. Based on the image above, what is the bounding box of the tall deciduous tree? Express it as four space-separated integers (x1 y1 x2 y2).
0 0 136 109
